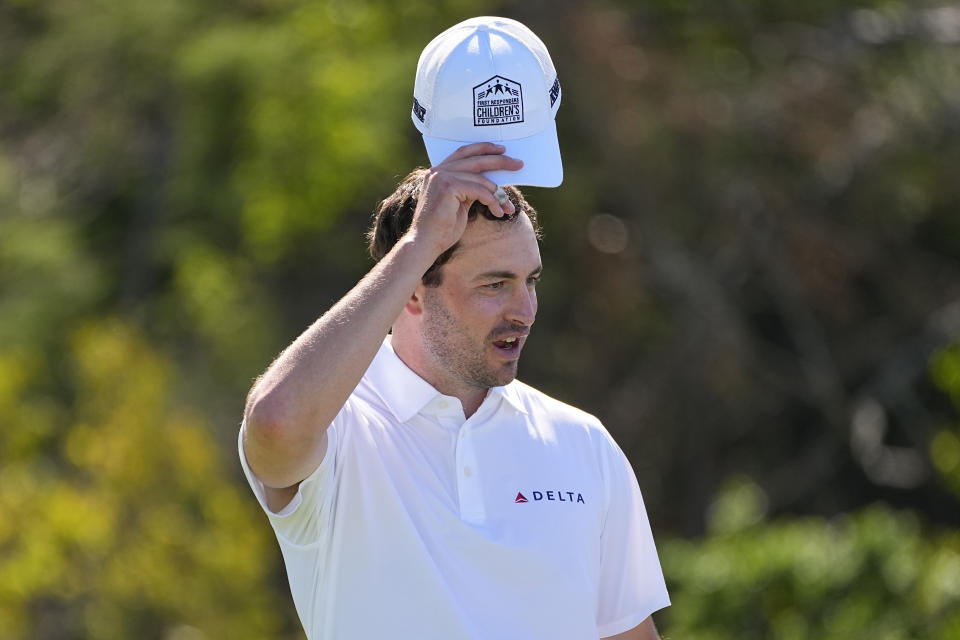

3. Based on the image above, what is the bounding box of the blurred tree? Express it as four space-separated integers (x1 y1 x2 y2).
930 344 960 498
0 318 284 638
659 478 960 639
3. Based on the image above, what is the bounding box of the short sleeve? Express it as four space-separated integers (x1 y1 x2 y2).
238 408 343 547
595 435 670 638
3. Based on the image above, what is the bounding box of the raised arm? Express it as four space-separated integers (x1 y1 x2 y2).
241 144 522 500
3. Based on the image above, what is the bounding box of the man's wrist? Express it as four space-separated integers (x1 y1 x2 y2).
394 231 447 270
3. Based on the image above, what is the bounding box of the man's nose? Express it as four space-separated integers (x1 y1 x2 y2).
507 285 537 326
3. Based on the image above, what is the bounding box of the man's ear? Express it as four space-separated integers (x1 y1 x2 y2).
405 282 426 316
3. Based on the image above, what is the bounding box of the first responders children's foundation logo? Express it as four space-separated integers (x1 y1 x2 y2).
473 76 523 126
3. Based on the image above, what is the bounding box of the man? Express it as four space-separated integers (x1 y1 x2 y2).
239 17 669 640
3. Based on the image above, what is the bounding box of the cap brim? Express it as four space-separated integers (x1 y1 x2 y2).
422 119 563 188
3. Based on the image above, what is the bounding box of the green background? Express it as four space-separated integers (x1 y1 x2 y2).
2 0 959 637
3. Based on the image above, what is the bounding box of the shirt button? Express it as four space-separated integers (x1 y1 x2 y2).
463 466 472 477
437 400 448 410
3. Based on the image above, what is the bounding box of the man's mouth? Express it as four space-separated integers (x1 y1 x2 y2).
492 336 523 355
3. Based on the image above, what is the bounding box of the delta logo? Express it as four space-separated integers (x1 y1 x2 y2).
515 490 585 504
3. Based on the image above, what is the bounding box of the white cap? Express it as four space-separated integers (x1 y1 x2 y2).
412 16 563 188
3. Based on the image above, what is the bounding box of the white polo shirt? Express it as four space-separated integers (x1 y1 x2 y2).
239 337 669 639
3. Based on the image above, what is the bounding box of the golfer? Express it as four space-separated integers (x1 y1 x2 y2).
239 17 669 640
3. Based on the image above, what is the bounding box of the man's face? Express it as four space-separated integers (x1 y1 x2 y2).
420 212 541 391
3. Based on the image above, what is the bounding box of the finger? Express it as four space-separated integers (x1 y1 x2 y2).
438 154 524 173
445 173 516 215
442 170 498 194
439 142 507 164
447 176 510 218
494 187 512 211
424 171 514 217
495 188 517 215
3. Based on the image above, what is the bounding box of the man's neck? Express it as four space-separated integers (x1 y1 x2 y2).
450 385 488 419
389 334 489 419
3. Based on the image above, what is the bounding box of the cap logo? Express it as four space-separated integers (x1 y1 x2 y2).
473 76 523 126
412 97 427 123
549 76 560 107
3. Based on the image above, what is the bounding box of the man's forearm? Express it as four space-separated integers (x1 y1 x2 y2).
243 234 437 488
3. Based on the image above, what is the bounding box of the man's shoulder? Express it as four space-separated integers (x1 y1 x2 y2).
507 380 626 468
508 379 607 432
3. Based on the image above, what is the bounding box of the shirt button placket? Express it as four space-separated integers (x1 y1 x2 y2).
456 427 485 522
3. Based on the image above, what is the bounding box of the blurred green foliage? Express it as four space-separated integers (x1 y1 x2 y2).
660 341 960 638
0 319 281 638
661 479 960 639
931 345 960 497
3 0 960 637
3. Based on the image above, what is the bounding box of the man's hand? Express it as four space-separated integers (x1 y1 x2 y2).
409 142 523 257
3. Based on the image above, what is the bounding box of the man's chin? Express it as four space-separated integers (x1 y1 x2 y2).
490 361 519 387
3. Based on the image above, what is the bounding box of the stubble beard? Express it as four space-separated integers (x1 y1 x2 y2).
421 289 518 391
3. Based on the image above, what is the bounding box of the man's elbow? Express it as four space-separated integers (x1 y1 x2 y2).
241 374 335 489
242 395 315 488
244 388 287 440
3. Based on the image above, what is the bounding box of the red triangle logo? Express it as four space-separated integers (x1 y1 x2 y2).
515 492 528 503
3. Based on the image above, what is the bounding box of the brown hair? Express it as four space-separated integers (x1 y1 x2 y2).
367 168 541 286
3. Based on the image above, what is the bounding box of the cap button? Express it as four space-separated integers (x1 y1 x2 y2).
477 24 489 32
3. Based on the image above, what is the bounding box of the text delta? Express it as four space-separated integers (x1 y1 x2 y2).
531 490 585 504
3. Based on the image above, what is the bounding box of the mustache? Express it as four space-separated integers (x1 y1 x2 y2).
487 323 530 341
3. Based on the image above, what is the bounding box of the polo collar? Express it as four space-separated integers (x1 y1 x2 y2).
367 337 529 422
367 338 439 423
489 381 529 415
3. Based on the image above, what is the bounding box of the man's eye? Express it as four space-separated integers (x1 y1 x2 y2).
484 282 505 290
527 276 541 286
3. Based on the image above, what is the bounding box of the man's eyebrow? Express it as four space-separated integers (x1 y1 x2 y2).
473 266 543 281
